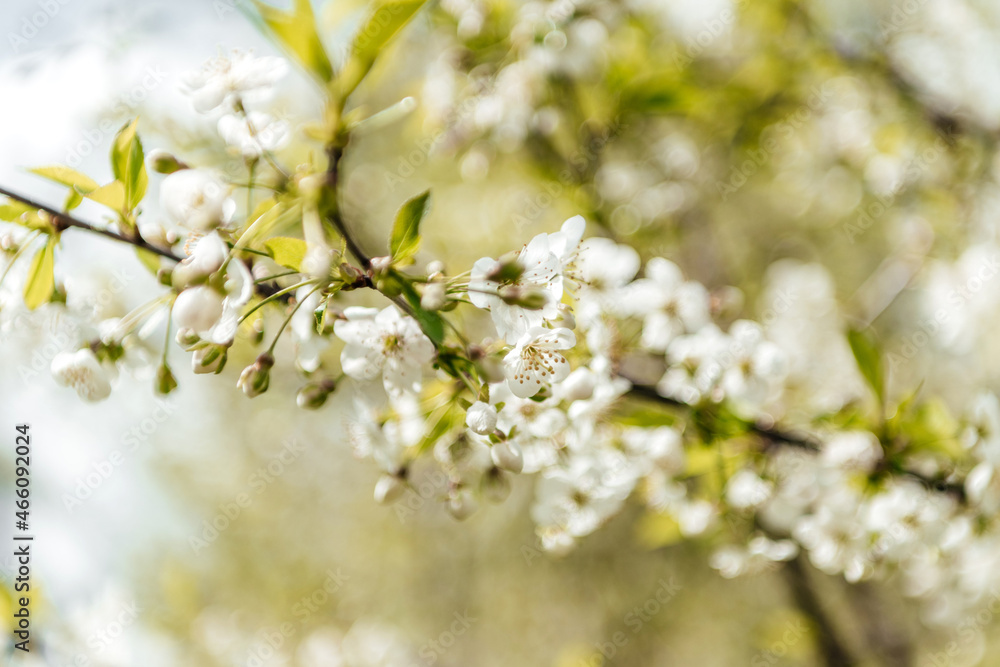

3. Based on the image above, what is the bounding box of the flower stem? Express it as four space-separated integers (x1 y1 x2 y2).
239 279 317 324
265 283 324 355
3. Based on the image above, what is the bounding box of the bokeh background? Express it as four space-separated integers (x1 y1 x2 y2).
2 0 1000 665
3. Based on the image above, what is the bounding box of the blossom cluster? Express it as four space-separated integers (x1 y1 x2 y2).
2 11 998 641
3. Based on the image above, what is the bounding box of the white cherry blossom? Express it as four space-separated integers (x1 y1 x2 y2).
503 326 575 398
183 50 288 113
468 232 562 341
51 349 112 402
160 168 234 232
334 306 435 396
218 111 290 159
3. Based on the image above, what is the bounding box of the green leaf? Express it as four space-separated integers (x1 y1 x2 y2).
64 188 83 212
249 0 333 83
847 328 884 406
30 165 99 192
23 239 56 311
110 119 147 212
79 181 126 213
337 0 428 97
264 236 308 271
395 276 444 344
135 248 161 277
0 202 35 222
389 189 429 265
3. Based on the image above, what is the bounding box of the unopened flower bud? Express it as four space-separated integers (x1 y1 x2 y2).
297 174 324 197
370 255 392 274
148 149 187 174
420 282 447 311
374 472 407 504
337 262 364 284
446 486 478 520
465 401 498 435
296 379 336 409
173 286 225 332
192 344 227 375
491 440 524 473
155 363 178 395
499 285 549 310
481 467 511 503
487 253 524 283
175 328 200 348
426 260 445 277
237 353 274 398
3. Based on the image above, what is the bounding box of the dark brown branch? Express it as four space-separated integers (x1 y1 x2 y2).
0 185 182 261
783 555 858 667
324 143 371 270
626 381 966 501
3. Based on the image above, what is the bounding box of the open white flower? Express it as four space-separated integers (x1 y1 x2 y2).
625 257 711 352
547 214 586 274
183 50 288 113
334 306 435 396
160 168 234 232
657 324 730 404
503 326 576 398
531 453 634 539
51 349 112 402
551 215 639 298
718 320 787 408
171 231 227 287
218 111 290 159
822 431 883 473
468 232 562 342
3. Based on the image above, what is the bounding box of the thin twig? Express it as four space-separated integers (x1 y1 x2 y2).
783 554 858 667
625 380 967 501
0 185 181 261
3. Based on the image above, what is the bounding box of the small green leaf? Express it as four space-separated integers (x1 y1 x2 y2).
64 188 83 212
264 236 308 271
30 165 99 192
111 119 138 181
0 202 35 222
389 189 429 265
23 239 56 310
110 119 147 212
249 0 333 82
847 328 884 406
79 181 127 212
337 0 428 97
396 277 444 344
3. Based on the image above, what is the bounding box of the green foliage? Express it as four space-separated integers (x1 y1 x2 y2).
337 0 428 98
0 201 36 223
23 238 56 310
389 189 430 266
136 248 162 276
110 118 148 212
264 236 308 271
397 276 445 344
847 328 885 408
29 165 99 192
78 181 127 213
249 0 334 83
